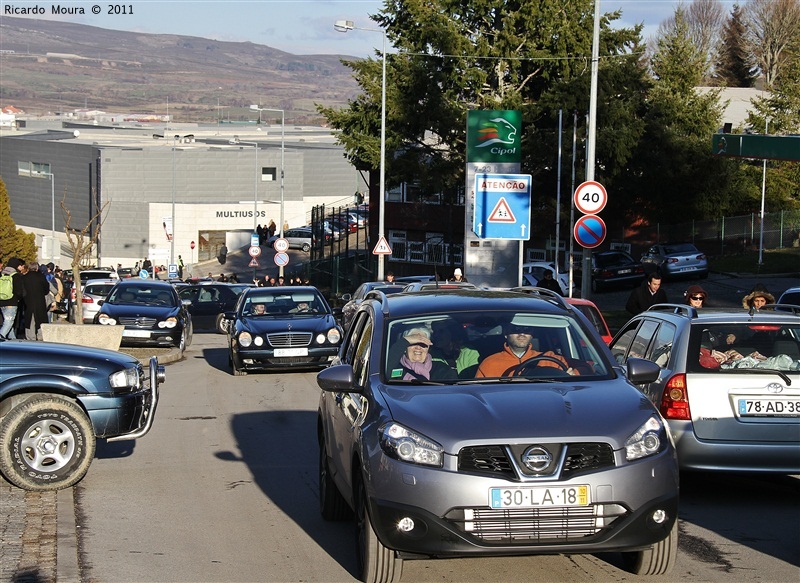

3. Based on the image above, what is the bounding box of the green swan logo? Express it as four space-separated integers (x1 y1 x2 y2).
476 117 518 148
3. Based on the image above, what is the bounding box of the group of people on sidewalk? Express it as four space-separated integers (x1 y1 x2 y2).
625 271 777 316
1 258 67 341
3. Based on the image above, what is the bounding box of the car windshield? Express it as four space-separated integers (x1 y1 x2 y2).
241 290 326 316
384 311 610 384
109 286 176 306
691 323 800 373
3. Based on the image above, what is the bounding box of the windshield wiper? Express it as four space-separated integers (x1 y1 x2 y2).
455 377 560 384
723 367 792 385
388 379 447 386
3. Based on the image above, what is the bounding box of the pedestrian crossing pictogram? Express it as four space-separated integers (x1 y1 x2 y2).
373 236 392 255
488 198 516 223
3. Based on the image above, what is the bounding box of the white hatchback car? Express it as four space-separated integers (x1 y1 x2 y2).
521 261 573 295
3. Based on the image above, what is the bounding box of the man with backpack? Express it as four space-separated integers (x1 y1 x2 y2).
0 257 24 339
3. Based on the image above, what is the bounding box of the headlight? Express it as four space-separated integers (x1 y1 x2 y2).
238 331 252 347
98 314 116 325
158 317 178 329
254 336 264 346
625 416 666 461
379 422 443 467
327 328 341 344
109 367 140 389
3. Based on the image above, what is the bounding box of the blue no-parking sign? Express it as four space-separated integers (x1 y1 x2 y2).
573 215 607 249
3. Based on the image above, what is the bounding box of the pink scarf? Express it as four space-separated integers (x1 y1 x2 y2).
400 354 432 380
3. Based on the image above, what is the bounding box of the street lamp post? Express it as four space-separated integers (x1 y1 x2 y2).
171 136 177 265
229 137 260 280
334 20 387 280
249 105 285 276
49 172 55 260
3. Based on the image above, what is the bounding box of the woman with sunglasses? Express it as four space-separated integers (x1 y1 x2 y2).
684 284 708 308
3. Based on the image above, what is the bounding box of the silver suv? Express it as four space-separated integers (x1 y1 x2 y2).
610 304 800 473
317 289 679 582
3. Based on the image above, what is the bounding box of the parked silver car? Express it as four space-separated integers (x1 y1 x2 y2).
317 289 679 582
610 304 800 473
640 243 709 279
72 279 117 324
267 227 315 252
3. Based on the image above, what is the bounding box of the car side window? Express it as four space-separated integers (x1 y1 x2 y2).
351 318 373 388
629 320 660 359
646 322 677 367
610 322 640 363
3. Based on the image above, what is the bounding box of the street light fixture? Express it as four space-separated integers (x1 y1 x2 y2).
334 19 388 280
249 104 286 276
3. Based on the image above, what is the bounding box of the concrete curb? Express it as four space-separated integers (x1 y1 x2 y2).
57 487 80 583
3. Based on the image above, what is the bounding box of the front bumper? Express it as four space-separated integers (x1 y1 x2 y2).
79 357 164 441
362 449 678 558
233 346 339 371
119 326 182 347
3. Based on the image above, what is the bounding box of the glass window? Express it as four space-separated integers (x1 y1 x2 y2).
647 322 677 367
629 320 660 359
383 311 609 383
689 323 800 372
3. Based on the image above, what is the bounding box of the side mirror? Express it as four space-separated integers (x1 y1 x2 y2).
317 364 359 392
625 357 662 384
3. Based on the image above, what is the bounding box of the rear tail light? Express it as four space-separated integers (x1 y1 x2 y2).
667 258 679 264
660 373 691 420
82 297 94 304
697 254 706 260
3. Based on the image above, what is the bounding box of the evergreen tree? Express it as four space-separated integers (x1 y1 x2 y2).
0 177 37 262
714 4 757 87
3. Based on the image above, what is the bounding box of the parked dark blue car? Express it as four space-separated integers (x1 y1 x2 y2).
224 286 343 375
0 340 164 490
95 280 193 353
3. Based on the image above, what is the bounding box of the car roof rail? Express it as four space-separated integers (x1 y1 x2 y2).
507 287 570 310
364 289 392 316
646 303 698 318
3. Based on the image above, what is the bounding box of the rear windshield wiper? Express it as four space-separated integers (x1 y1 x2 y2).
722 367 792 385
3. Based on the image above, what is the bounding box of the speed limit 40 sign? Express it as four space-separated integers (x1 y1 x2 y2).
573 181 607 215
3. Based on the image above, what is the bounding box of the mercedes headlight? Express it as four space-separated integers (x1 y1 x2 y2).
238 331 252 347
379 422 443 467
158 317 178 329
625 416 666 461
98 314 117 325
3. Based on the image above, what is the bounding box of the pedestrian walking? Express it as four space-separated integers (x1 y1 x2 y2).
626 272 668 315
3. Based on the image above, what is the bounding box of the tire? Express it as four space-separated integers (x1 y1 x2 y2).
591 278 599 293
355 472 402 583
319 434 351 521
0 397 96 491
622 521 678 576
231 355 247 376
215 313 227 335
177 329 186 353
301 243 311 252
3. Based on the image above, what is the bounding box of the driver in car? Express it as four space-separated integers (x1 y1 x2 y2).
475 323 579 377
251 303 266 315
290 301 312 313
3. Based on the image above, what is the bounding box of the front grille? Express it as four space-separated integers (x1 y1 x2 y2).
459 446 515 478
458 443 614 480
562 443 615 478
120 317 157 327
450 504 627 543
267 332 312 347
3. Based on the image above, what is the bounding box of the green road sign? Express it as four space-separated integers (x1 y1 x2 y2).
712 134 800 161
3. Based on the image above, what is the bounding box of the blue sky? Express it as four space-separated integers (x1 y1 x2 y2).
3 1 741 58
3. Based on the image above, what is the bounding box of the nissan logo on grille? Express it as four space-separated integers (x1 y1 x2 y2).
521 446 552 472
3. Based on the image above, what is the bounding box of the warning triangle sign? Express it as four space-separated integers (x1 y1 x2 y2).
372 236 393 255
488 197 516 223
249 258 259 267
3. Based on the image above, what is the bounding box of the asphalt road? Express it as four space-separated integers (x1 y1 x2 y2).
71 331 799 583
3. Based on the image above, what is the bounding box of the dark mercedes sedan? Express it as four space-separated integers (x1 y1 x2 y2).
225 286 343 375
95 280 193 353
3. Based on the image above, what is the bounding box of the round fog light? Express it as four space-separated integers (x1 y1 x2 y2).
397 517 415 532
651 509 667 524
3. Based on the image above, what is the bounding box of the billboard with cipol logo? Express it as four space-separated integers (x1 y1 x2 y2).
466 110 522 164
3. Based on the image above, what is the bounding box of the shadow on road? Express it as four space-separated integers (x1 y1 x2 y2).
215 410 357 578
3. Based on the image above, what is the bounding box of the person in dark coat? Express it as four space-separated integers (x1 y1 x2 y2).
536 269 562 295
19 261 50 340
626 272 668 315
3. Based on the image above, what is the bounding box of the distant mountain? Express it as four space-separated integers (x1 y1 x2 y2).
0 17 361 123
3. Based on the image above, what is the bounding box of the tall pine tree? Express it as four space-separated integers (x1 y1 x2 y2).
714 4 756 87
